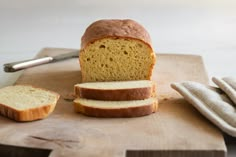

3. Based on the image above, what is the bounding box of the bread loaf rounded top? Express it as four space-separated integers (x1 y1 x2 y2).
81 19 152 49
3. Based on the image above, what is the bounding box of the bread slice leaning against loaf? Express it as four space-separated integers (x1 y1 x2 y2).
74 97 158 118
0 85 60 122
74 80 156 101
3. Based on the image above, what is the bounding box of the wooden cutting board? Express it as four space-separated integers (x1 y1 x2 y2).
0 48 226 157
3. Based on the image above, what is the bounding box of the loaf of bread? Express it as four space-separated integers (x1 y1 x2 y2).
79 19 156 82
74 80 156 101
0 85 60 122
74 97 158 118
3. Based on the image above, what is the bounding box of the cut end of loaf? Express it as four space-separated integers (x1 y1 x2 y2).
80 38 155 82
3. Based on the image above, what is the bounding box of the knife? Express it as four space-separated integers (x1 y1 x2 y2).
3 51 79 72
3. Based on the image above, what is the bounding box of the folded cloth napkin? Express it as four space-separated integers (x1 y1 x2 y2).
213 77 236 105
171 77 236 137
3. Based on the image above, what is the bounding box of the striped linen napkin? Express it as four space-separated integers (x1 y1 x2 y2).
171 77 236 137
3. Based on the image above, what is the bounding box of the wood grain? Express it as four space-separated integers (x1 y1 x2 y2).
0 48 226 157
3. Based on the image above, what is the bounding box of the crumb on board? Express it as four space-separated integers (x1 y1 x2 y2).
62 93 76 102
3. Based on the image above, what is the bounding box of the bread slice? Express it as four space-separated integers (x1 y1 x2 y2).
74 97 158 118
74 80 156 101
0 85 60 122
79 19 156 82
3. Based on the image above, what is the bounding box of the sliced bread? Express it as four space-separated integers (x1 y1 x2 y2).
79 19 156 82
0 85 60 122
74 80 156 101
74 97 158 118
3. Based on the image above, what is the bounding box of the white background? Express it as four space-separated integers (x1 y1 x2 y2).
0 0 236 156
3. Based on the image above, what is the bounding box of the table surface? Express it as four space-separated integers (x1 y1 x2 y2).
0 0 236 156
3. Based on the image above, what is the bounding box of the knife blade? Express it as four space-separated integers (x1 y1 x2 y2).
3 51 79 72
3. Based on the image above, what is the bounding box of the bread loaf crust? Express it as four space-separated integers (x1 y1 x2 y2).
0 103 56 121
81 19 152 49
74 100 158 118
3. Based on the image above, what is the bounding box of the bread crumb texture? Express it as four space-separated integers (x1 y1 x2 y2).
77 80 153 90
80 38 155 82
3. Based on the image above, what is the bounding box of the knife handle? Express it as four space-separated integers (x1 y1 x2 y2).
4 57 53 72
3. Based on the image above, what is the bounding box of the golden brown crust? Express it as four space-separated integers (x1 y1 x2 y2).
81 19 152 49
74 99 158 118
0 103 57 122
75 84 156 101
